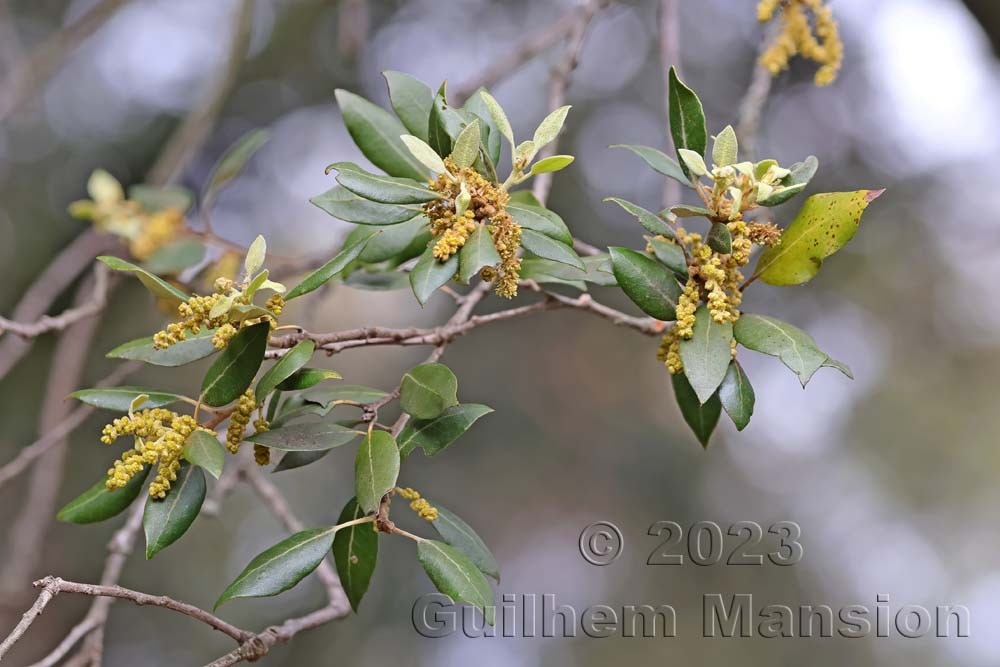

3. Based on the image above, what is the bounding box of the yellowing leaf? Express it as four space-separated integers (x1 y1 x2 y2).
754 190 884 286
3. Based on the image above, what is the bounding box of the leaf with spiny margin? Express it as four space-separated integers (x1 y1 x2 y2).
431 503 500 582
200 322 269 407
215 526 337 608
398 404 493 458
245 421 360 451
672 372 721 447
400 363 458 419
519 229 583 270
410 247 458 306
311 185 419 225
604 197 676 240
609 144 689 185
57 467 150 524
286 230 380 300
97 256 188 304
255 340 316 402
718 361 754 431
418 540 495 626
336 89 427 180
143 462 205 559
332 497 378 612
107 330 218 367
384 71 433 141
734 313 833 387
329 162 439 204
459 224 500 283
183 430 225 479
667 67 707 180
70 386 181 411
608 246 682 321
754 190 884 286
354 430 400 514
679 305 734 404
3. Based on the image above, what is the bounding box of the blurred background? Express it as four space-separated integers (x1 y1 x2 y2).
1 0 999 664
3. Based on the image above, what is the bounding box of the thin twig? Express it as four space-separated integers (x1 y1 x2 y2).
736 15 783 161
0 263 111 338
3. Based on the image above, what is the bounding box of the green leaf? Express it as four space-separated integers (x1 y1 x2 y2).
431 503 500 581
670 205 713 218
463 89 503 167
757 156 819 207
532 105 571 149
479 90 514 147
215 526 337 608
142 239 204 274
822 357 854 379
451 119 481 169
183 430 225 479
518 256 616 290
707 222 732 254
70 386 182 411
106 331 218 367
143 463 206 559
311 185 419 225
354 430 400 514
400 363 458 419
286 230 380 300
647 237 688 279
506 202 573 245
417 540 495 626
384 71 433 141
245 421 360 451
678 149 708 177
712 125 738 167
273 449 331 472
304 384 387 406
529 155 574 175
458 225 500 283
718 361 754 431
255 340 315 402
200 322 269 407
244 235 266 277
410 247 458 306
667 66 707 180
427 86 465 157
330 162 438 204
350 215 429 263
733 313 835 387
604 197 676 240
679 305 734 404
275 368 342 392
672 372 721 448
398 404 493 458
754 190 884 286
336 89 427 180
333 497 378 612
205 129 270 196
609 144 688 185
519 229 583 270
58 467 150 524
128 184 194 213
97 256 188 304
608 247 682 321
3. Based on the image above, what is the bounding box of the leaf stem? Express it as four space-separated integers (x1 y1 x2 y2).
389 525 427 543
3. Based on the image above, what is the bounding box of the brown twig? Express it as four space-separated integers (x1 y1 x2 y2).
0 263 111 338
736 15 783 161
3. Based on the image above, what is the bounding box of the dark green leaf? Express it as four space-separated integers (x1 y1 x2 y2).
647 237 688 278
345 270 412 291
707 222 732 254
667 66 707 180
142 239 204 274
333 497 378 612
384 71 433 141
609 144 689 185
183 430 225 479
273 449 331 472
718 361 754 431
286 230 380 300
255 340 315 402
520 229 583 270
458 225 500 283
417 540 495 625
604 197 676 240
97 256 188 303
106 331 218 367
508 190 542 207
354 430 400 514
608 246 682 321
205 129 270 196
215 526 337 608
330 162 438 204
462 89 502 167
348 215 428 263
400 363 458 419
431 503 499 581
733 313 832 387
428 86 467 157
304 384 388 406
410 247 458 306
507 202 573 245
143 463 206 559
398 404 493 458
275 368 342 392
57 467 150 524
311 185 420 225
70 386 181 411
672 372 721 447
335 89 427 180
245 421 360 451
200 322 269 407
679 305 734 404
670 205 713 218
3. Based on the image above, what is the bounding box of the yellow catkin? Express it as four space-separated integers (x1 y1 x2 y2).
129 208 184 260
757 0 843 86
101 408 208 498
395 487 438 522
225 390 258 453
424 159 521 298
